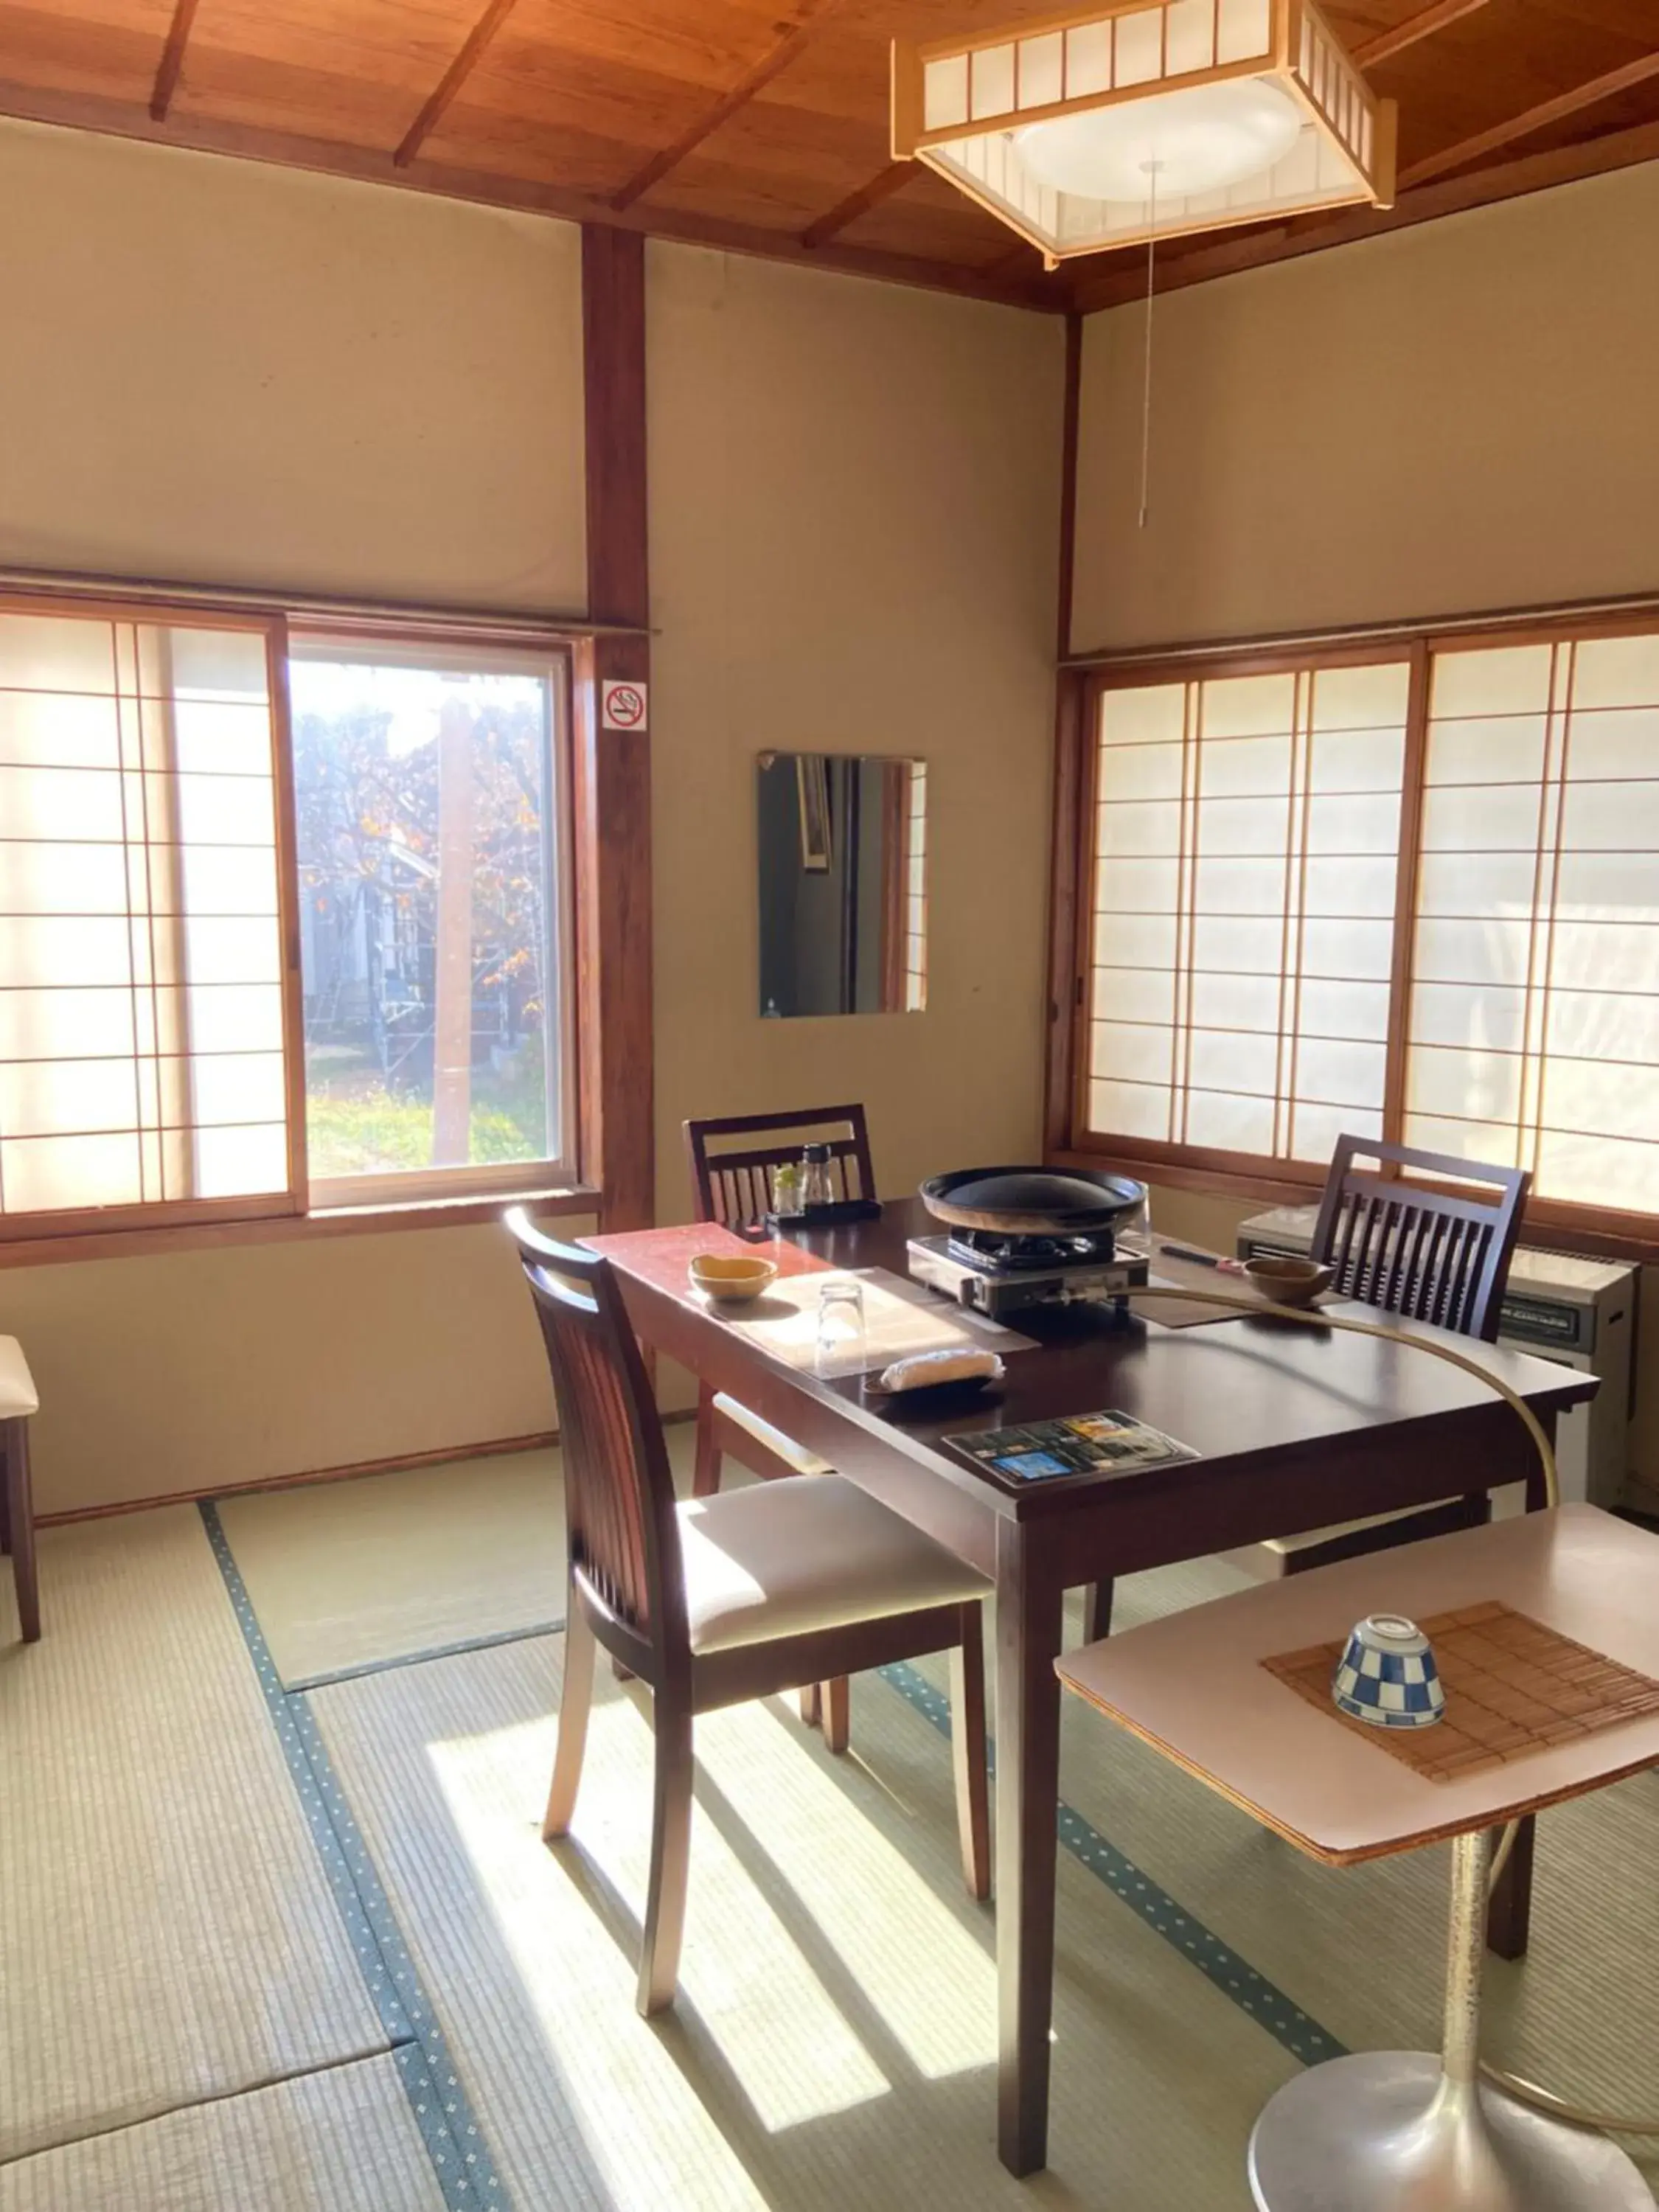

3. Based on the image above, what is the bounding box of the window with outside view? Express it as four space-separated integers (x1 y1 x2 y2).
290 644 573 1197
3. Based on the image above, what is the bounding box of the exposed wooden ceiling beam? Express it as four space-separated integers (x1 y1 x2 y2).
611 7 827 210
981 240 1043 279
801 159 913 248
1071 112 1659 310
149 0 201 121
1400 49 1659 186
1352 0 1490 72
394 0 521 169
0 76 1058 313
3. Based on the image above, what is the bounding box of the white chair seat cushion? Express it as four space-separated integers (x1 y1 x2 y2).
678 1474 990 1655
712 1391 834 1478
0 1337 38 1419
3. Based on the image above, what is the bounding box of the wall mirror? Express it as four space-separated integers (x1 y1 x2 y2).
757 752 928 1018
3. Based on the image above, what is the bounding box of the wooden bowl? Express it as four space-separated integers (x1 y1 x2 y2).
1242 1255 1335 1309
689 1253 778 1304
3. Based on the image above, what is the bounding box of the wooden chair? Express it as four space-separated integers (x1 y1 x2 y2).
685 1105 877 1736
505 1210 990 2016
1242 1135 1531 1573
0 1338 40 1644
1084 1137 1531 1641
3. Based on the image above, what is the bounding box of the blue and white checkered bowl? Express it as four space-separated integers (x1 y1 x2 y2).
1332 1613 1445 1729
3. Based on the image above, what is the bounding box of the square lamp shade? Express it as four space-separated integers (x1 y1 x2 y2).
892 0 1396 266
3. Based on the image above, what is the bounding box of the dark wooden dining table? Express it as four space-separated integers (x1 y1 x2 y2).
585 1198 1597 2177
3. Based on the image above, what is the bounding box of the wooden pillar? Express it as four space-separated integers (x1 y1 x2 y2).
578 224 655 1232
1043 316 1086 1162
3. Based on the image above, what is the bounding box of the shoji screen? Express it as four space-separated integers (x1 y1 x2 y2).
1087 660 1411 1162
0 606 293 1229
903 760 928 1014
1404 634 1659 1214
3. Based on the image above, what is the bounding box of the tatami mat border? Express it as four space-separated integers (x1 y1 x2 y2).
880 1661 1348 2067
198 1503 510 2211
288 1619 563 1696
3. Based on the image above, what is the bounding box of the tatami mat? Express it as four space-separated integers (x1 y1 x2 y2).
0 2053 446 2212
0 1509 389 2163
311 1630 1298 2212
218 1427 698 1688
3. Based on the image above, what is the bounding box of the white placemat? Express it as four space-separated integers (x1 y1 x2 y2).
715 1267 1036 1378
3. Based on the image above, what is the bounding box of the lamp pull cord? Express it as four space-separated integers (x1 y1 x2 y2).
1138 162 1158 530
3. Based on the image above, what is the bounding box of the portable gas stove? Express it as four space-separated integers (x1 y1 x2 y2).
906 1168 1150 1319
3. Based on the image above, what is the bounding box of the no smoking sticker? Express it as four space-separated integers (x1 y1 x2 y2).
601 681 648 732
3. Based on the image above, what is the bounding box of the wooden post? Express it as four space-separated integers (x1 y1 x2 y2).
580 224 655 1232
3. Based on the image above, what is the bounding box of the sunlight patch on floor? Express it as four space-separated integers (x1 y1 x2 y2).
427 1688 897 2164
690 1695 998 2081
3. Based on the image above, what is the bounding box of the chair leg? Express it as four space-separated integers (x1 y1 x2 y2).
4 1419 39 1645
692 1385 723 1500
1486 1813 1536 1961
543 1590 596 1841
637 1689 695 2017
1082 1579 1114 1644
950 1603 992 1902
821 1677 849 1755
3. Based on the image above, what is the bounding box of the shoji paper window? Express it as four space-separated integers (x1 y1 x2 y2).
904 761 928 1014
0 608 292 1228
1405 636 1659 1215
1087 661 1410 1161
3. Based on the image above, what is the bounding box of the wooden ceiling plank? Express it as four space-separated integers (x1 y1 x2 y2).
611 6 828 211
394 0 521 169
1072 113 1659 310
149 0 201 121
800 158 911 246
1352 0 1489 71
1400 48 1659 187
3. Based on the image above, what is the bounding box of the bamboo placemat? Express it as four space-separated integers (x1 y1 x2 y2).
1263 1601 1659 1783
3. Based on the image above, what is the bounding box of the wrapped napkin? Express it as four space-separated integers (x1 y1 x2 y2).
877 1348 1004 1393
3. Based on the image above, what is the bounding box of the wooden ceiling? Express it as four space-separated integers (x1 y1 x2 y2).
1 0 1656 309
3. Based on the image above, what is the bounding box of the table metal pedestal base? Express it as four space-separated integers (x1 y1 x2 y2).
1249 1828 1646 2212
1248 2051 1652 2212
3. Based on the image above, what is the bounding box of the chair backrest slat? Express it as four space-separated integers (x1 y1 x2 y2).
504 1212 687 1657
685 1105 877 1226
1310 1135 1528 1344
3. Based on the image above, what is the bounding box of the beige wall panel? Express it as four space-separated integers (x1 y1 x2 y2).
12 1222 580 1518
1071 161 1659 653
647 245 1064 1221
0 118 587 611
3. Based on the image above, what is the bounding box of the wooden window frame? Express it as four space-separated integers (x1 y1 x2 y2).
288 628 583 1214
1048 597 1659 1264
0 582 649 1267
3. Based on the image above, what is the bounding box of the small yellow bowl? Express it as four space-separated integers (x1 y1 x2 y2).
1242 1255 1335 1309
689 1253 778 1304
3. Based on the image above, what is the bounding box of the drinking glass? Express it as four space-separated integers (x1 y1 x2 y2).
816 1278 866 1358
1117 1186 1152 1261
